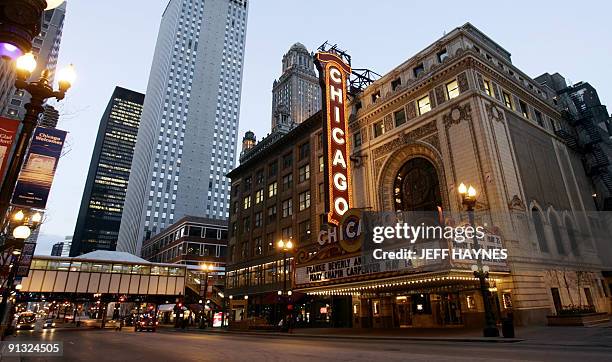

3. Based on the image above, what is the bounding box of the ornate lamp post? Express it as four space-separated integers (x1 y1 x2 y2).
199 263 211 328
458 183 499 337
0 52 75 224
0 0 65 59
276 238 293 331
0 208 41 338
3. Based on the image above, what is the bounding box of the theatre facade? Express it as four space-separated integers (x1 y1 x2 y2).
227 23 611 328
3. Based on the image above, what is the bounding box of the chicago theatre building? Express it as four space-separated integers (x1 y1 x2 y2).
227 23 611 328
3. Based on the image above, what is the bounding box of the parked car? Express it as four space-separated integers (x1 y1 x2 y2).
135 316 157 332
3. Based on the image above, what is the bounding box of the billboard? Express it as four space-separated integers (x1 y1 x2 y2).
0 117 20 185
11 127 67 209
315 51 352 226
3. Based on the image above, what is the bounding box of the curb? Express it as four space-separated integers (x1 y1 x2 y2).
160 328 523 343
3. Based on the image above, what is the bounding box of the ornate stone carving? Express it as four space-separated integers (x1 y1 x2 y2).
443 103 472 128
406 101 417 120
373 157 385 178
383 114 394 132
423 133 441 153
492 82 502 101
372 121 438 159
435 85 446 106
476 73 484 91
485 102 505 123
457 72 469 93
509 195 526 210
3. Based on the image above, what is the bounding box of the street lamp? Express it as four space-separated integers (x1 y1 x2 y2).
276 239 294 331
0 54 75 226
458 183 499 337
199 263 212 328
0 0 65 59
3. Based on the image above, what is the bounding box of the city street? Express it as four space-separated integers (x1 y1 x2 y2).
3 327 612 362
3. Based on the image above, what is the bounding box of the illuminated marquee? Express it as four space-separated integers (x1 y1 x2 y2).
315 52 352 226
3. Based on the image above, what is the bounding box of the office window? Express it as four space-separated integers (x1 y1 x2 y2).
243 217 250 232
299 191 311 211
353 131 362 147
268 182 277 197
243 177 252 191
282 173 293 190
299 220 311 243
394 108 406 127
318 183 325 203
417 96 431 115
255 170 264 185
299 142 310 161
319 156 324 172
483 79 492 96
391 77 401 91
282 153 292 169
242 195 251 209
267 205 277 223
255 189 263 204
373 121 384 138
298 164 310 183
282 199 293 218
268 162 277 177
535 110 544 127
437 49 448 63
371 91 380 103
254 212 262 228
281 226 292 240
413 63 424 77
503 91 513 109
446 80 459 99
519 100 529 119
254 237 262 256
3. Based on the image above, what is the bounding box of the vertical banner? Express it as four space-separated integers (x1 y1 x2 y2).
16 242 36 277
11 127 67 209
315 52 352 226
0 117 20 185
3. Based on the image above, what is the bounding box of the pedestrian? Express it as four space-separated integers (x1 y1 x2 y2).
119 318 123 331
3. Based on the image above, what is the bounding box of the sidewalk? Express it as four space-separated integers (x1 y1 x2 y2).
160 321 612 346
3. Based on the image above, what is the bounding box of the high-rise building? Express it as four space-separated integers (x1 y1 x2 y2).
118 0 249 255
61 236 72 257
51 242 63 256
271 43 320 129
40 104 60 128
70 87 144 256
1 2 66 119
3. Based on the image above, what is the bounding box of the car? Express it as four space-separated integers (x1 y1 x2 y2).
42 319 56 329
16 312 36 330
134 316 158 332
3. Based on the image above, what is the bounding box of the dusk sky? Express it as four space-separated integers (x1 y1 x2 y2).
35 0 612 254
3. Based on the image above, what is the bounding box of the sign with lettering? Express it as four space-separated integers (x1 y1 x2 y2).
315 52 352 226
0 117 20 185
11 127 67 209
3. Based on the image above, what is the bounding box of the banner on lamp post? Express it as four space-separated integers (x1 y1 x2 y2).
0 117 20 185
11 127 67 209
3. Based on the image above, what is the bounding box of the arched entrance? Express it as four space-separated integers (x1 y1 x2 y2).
393 157 442 212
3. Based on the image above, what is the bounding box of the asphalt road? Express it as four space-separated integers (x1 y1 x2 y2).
3 328 611 362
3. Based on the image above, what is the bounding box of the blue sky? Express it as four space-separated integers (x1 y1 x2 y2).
35 0 612 254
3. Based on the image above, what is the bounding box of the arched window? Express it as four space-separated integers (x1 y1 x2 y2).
532 207 548 252
393 157 442 212
565 217 580 256
550 214 566 255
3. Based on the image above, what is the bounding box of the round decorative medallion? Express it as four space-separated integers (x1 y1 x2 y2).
451 108 462 122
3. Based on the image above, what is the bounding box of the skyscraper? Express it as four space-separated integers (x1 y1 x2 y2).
118 0 248 255
71 87 144 256
271 42 320 129
1 2 66 119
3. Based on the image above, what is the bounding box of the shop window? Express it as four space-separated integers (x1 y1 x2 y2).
373 300 380 315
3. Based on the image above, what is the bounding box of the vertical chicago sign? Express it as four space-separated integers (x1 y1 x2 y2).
315 51 352 226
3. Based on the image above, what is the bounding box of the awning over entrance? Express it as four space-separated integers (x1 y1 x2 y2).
298 270 508 296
